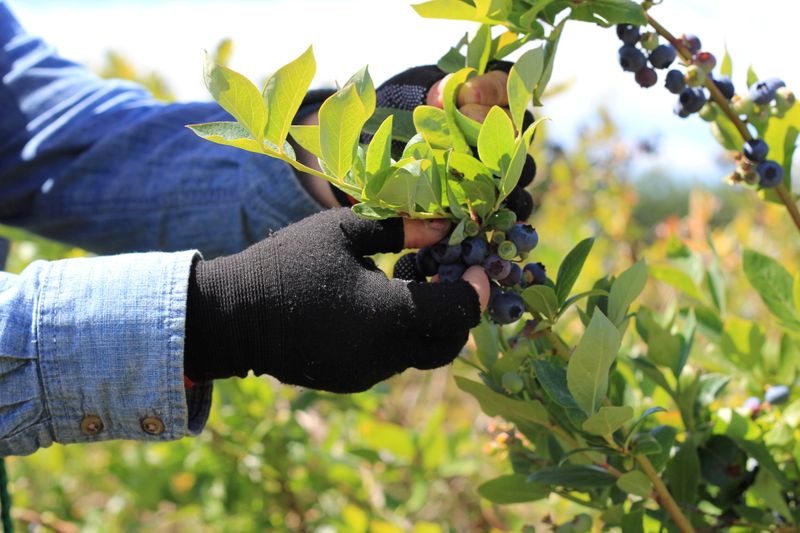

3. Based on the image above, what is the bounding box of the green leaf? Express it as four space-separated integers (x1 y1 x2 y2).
522 285 559 320
416 160 444 214
560 289 608 314
746 65 759 87
477 106 515 175
442 68 476 153
626 407 667 444
466 24 492 74
711 112 745 151
698 435 748 489
474 0 510 22
412 0 477 21
636 311 682 372
528 465 617 489
616 470 651 497
455 376 550 426
761 100 800 201
499 118 543 201
375 164 419 213
743 249 800 331
319 84 366 179
472 316 501 368
533 359 582 410
363 108 416 143
582 405 634 436
555 237 595 305
288 124 322 159
720 47 732 77
413 105 454 149
366 115 393 176
478 474 549 504
534 18 565 106
568 0 646 27
649 264 706 303
665 440 700 504
507 47 544 131
345 66 376 119
187 121 265 155
629 357 674 398
607 261 647 326
454 109 482 146
437 33 468 73
262 46 316 146
203 54 267 141
750 470 794 523
567 311 622 415
351 202 396 220
447 152 496 218
630 433 663 456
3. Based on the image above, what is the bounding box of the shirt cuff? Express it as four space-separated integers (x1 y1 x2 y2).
15 250 210 454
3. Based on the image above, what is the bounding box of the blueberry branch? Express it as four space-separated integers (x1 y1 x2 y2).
635 454 698 533
644 12 800 235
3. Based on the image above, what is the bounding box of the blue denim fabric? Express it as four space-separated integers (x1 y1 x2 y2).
0 1 324 455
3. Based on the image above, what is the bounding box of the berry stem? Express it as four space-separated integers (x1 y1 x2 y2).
645 12 800 236
635 454 698 533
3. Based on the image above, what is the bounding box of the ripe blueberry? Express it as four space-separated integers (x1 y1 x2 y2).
635 67 658 88
619 45 646 73
461 237 490 265
665 70 686 94
522 262 547 286
648 44 676 69
616 24 640 45
712 76 735 100
675 87 706 117
500 263 522 287
764 385 790 405
438 262 466 282
431 240 462 264
743 139 769 163
519 155 537 188
507 224 539 253
742 396 761 414
415 246 439 276
757 160 784 188
678 33 701 54
489 291 525 324
750 78 784 105
489 281 503 306
484 254 512 280
693 51 716 72
504 187 533 221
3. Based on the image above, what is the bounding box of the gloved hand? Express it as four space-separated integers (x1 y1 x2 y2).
183 208 483 393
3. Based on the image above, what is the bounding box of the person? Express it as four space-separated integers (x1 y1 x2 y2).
0 0 524 457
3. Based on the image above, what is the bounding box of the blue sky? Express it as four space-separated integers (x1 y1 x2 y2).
9 0 797 183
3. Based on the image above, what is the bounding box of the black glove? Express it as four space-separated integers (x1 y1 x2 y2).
184 208 481 393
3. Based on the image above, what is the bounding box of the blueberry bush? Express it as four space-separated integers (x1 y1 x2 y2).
5 1 800 531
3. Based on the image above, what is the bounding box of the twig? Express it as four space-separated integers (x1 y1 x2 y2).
635 454 697 533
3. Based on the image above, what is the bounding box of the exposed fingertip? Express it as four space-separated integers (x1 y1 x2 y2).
462 265 490 312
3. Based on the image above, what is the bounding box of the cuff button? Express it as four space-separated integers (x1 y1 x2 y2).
141 416 165 435
79 415 104 436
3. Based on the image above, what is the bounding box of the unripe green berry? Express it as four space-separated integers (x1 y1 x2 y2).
464 219 480 237
775 87 796 113
498 240 518 260
732 94 754 116
639 31 659 51
491 231 506 245
685 65 706 87
698 102 717 121
501 372 525 393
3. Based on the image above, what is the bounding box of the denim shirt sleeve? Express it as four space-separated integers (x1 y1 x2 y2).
0 250 215 456
0 1 324 259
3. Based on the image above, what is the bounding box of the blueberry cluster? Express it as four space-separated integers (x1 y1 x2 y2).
614 24 795 190
394 213 547 325
742 385 791 418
